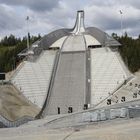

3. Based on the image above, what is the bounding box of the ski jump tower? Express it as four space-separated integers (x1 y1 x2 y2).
72 10 85 34
44 10 90 115
12 10 130 117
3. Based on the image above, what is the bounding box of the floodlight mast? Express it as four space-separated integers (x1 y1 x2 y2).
119 10 123 36
26 16 30 51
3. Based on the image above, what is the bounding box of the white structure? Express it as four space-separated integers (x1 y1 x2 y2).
10 11 131 115
84 35 101 46
90 47 129 105
72 10 85 34
12 50 56 108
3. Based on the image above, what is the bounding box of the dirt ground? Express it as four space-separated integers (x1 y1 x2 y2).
1 118 140 140
0 84 40 121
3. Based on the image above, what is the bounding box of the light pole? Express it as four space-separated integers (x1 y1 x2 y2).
26 16 30 51
119 10 123 36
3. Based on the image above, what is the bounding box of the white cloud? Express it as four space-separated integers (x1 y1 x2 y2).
0 0 139 38
0 4 24 33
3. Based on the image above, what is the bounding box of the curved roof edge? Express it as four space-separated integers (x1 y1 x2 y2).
39 27 121 49
39 28 71 50
85 27 121 47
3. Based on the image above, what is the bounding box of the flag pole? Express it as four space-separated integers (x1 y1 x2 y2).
26 16 30 51
119 10 123 36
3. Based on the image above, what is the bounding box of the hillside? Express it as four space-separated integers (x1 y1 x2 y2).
0 84 39 121
0 34 41 72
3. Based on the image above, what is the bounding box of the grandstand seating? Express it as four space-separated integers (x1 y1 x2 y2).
94 77 140 108
12 50 57 108
90 47 128 106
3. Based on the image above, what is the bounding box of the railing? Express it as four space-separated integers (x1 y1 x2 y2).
43 104 129 129
91 75 135 109
43 100 140 129
0 114 34 128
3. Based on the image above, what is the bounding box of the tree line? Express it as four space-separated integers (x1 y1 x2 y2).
0 34 41 72
112 33 140 73
0 33 140 73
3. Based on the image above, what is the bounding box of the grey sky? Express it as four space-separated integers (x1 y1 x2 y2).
0 0 139 39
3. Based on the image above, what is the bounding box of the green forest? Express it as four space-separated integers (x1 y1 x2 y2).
112 33 140 73
0 33 140 73
0 34 41 72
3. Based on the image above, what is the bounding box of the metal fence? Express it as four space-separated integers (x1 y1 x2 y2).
0 114 34 128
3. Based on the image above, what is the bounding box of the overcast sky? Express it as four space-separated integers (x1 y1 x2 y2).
0 0 140 39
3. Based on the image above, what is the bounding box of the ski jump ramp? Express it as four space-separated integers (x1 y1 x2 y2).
45 35 88 115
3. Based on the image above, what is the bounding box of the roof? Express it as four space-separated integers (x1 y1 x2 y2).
30 11 121 51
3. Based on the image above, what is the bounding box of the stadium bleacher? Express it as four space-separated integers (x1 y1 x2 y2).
12 50 57 108
90 47 128 106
